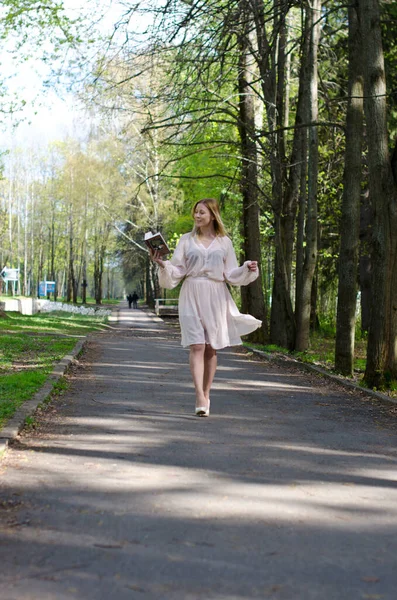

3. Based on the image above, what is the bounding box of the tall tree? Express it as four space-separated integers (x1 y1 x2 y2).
335 1 363 375
294 0 321 351
237 0 267 341
359 0 397 387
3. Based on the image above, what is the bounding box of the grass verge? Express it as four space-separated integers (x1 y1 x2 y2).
245 331 367 373
0 371 47 428
0 311 108 429
0 311 108 335
244 331 396 399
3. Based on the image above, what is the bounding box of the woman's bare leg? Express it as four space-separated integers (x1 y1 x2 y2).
203 344 217 404
189 344 207 408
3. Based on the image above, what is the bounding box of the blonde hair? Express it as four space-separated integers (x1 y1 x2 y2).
191 198 227 237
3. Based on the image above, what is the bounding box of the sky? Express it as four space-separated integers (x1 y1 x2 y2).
0 0 131 147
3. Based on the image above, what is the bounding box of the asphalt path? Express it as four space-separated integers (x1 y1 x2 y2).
1 303 397 600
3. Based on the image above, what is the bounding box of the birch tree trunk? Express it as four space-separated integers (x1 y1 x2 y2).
66 168 77 303
23 179 29 296
277 13 296 290
67 208 76 303
359 0 397 387
30 190 35 297
335 1 363 375
238 0 267 341
146 258 160 308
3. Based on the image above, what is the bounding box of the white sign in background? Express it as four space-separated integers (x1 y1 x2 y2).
1 267 20 281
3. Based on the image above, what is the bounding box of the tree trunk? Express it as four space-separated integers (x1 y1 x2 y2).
257 0 296 350
237 3 267 342
270 225 296 349
335 2 364 375
82 187 89 304
38 241 44 298
277 13 297 290
50 207 56 297
94 252 103 305
295 0 321 351
146 258 160 308
359 0 397 387
23 179 29 296
295 19 310 337
359 190 372 332
82 262 87 304
67 218 76 303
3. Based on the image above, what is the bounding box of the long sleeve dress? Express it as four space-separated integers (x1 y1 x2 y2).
158 232 262 349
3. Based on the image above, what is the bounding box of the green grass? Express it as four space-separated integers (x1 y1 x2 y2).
0 371 47 428
0 311 108 429
0 334 78 373
301 331 367 373
51 377 70 397
0 311 107 335
244 330 368 375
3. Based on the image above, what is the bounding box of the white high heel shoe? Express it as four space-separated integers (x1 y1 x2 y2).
195 400 210 417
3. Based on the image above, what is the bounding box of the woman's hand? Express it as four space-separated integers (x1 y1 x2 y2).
247 261 258 272
149 248 165 268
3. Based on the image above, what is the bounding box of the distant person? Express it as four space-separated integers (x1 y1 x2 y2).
132 292 139 309
149 197 261 417
127 293 133 309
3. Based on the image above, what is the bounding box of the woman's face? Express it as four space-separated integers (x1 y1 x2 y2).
194 202 213 229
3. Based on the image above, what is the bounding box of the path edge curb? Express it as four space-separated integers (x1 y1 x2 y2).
0 305 120 457
245 346 397 408
0 337 87 457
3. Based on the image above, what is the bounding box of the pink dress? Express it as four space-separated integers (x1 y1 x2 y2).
158 233 262 349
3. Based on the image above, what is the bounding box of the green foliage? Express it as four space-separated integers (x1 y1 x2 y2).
1 0 83 60
1 136 127 302
354 358 366 373
175 132 240 206
318 318 336 338
0 0 83 115
170 215 193 236
383 372 397 391
382 2 397 139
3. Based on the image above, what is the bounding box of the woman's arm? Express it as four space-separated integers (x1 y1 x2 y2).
150 234 188 289
223 237 259 286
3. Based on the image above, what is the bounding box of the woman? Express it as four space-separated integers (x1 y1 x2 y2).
150 198 261 417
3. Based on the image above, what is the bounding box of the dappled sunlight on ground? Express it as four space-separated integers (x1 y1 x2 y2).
1 305 397 599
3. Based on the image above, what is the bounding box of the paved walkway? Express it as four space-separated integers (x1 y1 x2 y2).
1 304 397 600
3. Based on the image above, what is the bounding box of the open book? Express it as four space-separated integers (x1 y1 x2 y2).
144 231 170 257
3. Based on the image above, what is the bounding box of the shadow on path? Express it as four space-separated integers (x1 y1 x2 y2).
1 304 397 599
